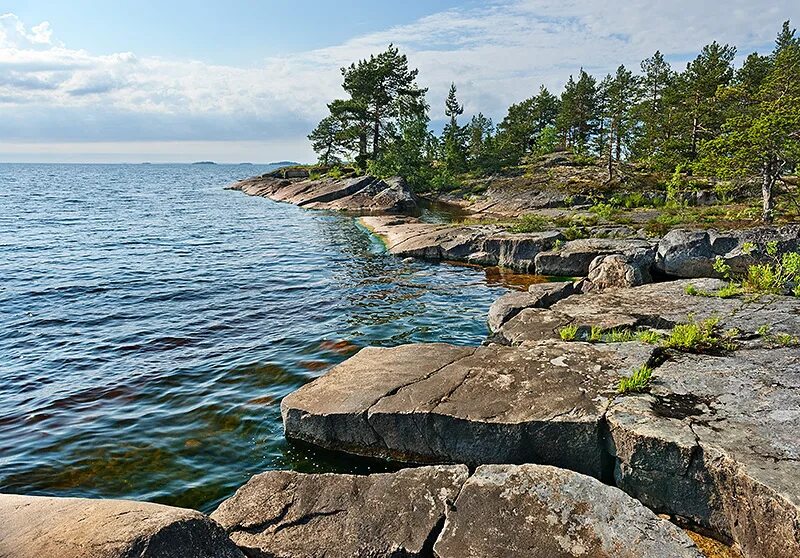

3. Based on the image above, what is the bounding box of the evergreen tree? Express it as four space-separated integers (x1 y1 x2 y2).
680 42 737 160
700 23 800 222
606 65 642 170
442 83 468 173
495 86 560 166
466 113 495 171
556 70 598 153
633 51 676 162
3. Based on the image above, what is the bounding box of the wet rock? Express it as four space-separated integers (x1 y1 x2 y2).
656 226 800 278
229 174 417 213
282 341 654 477
0 494 244 558
584 253 652 291
606 346 800 558
211 466 468 558
433 464 703 558
534 238 656 277
487 281 575 332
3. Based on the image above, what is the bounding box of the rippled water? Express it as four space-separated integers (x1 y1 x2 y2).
0 163 524 513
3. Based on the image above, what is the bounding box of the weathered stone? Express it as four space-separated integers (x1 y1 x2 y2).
606 346 800 558
487 281 575 332
656 226 800 278
361 215 563 272
0 494 244 558
228 175 418 213
211 466 468 558
534 238 655 277
584 253 652 291
498 278 800 345
433 464 703 558
282 341 654 477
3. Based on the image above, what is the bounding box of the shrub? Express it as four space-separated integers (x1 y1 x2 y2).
618 365 654 394
510 214 551 233
589 202 615 220
559 324 579 341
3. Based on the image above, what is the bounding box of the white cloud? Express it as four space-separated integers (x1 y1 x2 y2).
0 2 798 162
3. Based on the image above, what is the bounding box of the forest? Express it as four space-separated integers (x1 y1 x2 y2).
309 21 800 223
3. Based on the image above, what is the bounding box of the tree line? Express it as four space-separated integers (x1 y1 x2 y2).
309 22 800 221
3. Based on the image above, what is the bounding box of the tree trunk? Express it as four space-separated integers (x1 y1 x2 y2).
762 159 775 223
372 118 380 158
607 124 614 182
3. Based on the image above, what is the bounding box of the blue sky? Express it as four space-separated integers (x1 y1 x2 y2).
1 1 798 163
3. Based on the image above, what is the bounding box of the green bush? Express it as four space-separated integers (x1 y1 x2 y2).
510 214 551 233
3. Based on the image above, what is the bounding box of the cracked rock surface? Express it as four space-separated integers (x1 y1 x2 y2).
607 346 800 558
212 465 702 558
211 465 468 558
0 494 244 558
282 341 654 477
434 464 703 558
498 278 800 344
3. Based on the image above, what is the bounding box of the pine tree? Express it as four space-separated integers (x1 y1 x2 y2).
633 51 676 162
495 86 560 166
466 113 494 171
308 115 346 166
556 70 598 153
700 22 800 222
442 83 468 173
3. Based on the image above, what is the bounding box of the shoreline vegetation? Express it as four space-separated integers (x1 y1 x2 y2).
4 20 800 558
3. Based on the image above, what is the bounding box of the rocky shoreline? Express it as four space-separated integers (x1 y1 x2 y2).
3 172 798 558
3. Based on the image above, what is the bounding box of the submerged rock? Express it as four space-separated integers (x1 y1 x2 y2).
282 340 654 477
229 174 417 213
211 466 467 558
434 464 703 558
0 494 243 558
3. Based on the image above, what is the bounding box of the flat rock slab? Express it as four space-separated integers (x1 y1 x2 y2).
487 281 575 332
498 278 800 344
0 494 243 558
361 216 563 273
434 464 703 558
211 465 468 558
282 341 654 477
229 175 417 213
607 346 800 558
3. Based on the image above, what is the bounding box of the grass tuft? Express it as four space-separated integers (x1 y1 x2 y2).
558 324 579 341
617 365 654 394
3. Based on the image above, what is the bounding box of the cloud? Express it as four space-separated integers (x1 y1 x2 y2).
0 2 798 161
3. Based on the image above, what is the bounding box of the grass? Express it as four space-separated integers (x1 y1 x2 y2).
617 365 654 394
604 329 636 343
661 317 737 353
558 324 579 341
588 325 603 342
636 330 663 344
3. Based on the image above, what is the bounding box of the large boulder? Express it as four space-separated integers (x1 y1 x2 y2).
607 346 800 558
534 238 656 277
655 226 800 278
434 464 703 558
584 253 652 291
211 466 468 558
0 494 243 558
282 340 654 478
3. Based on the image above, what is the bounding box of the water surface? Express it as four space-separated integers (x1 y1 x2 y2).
0 163 515 512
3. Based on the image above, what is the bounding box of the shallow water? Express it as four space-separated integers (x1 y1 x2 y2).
0 163 517 513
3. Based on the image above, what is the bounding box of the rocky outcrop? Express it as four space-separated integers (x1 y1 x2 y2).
607 346 800 558
487 280 575 332
434 464 703 558
534 238 656 277
0 494 244 558
282 340 654 478
228 174 417 213
361 215 563 272
497 278 800 345
655 226 800 278
211 464 703 558
211 466 468 558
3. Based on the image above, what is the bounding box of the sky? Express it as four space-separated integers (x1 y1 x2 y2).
1 0 798 163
